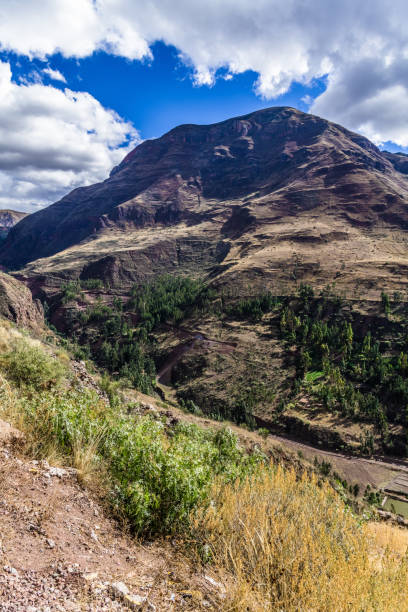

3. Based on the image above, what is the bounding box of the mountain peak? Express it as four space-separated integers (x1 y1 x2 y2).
0 107 406 278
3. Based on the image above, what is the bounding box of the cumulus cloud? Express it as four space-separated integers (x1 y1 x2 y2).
42 67 67 83
1 0 408 149
311 55 408 147
0 60 139 212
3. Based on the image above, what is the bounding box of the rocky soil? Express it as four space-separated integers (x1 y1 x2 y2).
0 421 225 611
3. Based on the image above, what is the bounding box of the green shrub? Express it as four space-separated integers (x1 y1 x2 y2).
1 339 66 390
257 427 270 439
81 278 104 290
60 281 81 304
10 384 264 535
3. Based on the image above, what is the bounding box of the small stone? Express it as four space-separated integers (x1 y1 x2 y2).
46 538 56 549
111 580 129 596
204 575 222 589
3 565 19 577
83 572 98 582
124 593 147 609
90 529 98 542
48 467 67 478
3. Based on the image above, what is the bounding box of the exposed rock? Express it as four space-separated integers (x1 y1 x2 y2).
0 420 24 447
111 581 130 597
0 271 43 330
0 209 27 241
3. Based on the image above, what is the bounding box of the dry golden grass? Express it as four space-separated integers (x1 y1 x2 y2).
367 521 408 559
196 466 408 611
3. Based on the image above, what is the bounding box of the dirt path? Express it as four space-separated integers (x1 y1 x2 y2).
0 434 224 611
266 432 405 490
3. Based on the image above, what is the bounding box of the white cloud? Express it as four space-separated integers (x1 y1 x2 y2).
2 1 408 213
311 57 408 147
43 67 66 83
301 95 313 107
1 0 408 149
0 60 139 212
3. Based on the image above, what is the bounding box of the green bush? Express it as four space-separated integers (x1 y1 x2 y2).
15 386 264 535
60 281 81 304
81 278 104 290
1 339 66 390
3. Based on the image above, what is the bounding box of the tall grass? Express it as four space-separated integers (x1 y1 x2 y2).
195 466 408 611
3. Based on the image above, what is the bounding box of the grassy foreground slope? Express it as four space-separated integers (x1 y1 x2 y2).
0 319 408 610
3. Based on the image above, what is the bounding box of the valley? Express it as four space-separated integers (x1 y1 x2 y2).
4 107 408 492
2 106 408 608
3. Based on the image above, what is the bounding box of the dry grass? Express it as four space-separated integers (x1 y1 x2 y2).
367 521 408 559
195 466 408 611
0 371 108 493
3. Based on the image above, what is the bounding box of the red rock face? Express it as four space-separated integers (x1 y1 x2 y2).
0 272 43 330
1 106 408 271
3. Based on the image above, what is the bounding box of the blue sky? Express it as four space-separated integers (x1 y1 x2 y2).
1 0 408 212
2 42 328 140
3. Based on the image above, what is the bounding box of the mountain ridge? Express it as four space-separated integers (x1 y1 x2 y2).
2 106 408 271
2 106 408 304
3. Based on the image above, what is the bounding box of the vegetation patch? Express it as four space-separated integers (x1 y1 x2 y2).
196 466 408 611
0 329 263 535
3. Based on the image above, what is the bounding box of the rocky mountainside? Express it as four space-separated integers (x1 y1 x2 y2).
0 209 27 241
0 272 43 330
2 106 408 298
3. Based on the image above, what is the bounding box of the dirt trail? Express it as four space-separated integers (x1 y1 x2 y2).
0 436 224 610
266 432 407 490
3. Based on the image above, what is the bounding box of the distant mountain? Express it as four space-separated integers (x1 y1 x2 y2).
0 210 28 241
2 107 408 299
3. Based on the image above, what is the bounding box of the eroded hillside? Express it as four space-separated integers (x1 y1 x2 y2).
1 285 408 610
3 106 408 302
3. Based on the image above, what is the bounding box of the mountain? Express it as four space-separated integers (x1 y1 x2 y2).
2 106 408 300
0 209 28 241
4 106 408 458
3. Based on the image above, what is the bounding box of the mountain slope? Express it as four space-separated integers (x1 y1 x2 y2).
2 106 408 299
0 209 28 241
